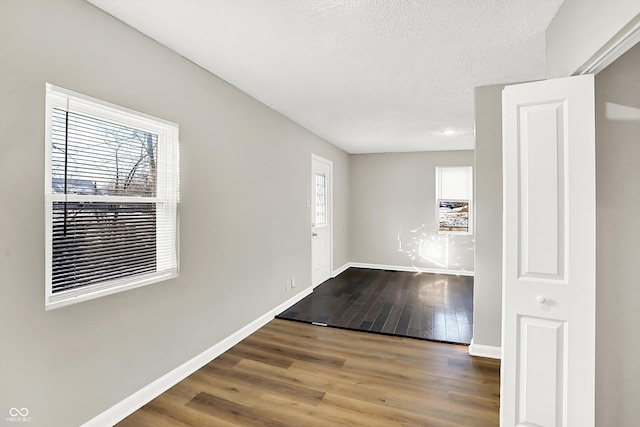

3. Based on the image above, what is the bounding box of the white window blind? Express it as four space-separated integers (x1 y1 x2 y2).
437 166 471 200
45 84 179 310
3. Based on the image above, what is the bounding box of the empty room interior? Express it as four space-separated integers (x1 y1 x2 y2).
1 0 639 426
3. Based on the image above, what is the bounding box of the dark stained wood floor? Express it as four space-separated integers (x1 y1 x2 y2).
277 268 474 344
118 319 500 426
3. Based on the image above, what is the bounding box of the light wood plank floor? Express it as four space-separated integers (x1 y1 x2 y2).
118 319 500 426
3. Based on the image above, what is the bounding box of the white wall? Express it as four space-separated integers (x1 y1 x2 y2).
472 84 507 349
0 1 349 425
594 42 640 426
350 151 475 274
546 0 640 77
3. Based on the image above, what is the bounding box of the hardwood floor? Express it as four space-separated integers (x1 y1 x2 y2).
118 319 500 426
277 268 474 344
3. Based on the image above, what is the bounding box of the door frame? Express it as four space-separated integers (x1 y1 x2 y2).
576 16 640 75
311 154 333 288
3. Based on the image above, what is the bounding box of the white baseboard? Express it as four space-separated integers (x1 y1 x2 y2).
468 339 502 359
348 262 474 277
81 286 313 427
332 262 351 277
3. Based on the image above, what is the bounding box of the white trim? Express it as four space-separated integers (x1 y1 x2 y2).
577 16 640 75
46 271 179 311
468 339 502 359
46 83 178 128
49 194 170 204
80 286 312 427
332 262 351 278
348 262 474 277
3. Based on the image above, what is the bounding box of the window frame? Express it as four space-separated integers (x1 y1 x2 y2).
44 83 179 310
435 166 473 235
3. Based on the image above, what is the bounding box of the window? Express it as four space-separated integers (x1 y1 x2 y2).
45 84 179 310
436 166 472 234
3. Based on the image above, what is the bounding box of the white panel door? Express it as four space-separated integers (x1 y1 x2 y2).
502 74 595 427
311 155 332 287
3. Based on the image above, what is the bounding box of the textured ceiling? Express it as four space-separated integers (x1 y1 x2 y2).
88 0 564 153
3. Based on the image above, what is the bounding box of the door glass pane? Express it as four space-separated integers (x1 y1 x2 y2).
315 173 327 227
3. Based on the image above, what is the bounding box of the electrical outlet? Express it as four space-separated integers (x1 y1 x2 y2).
291 277 296 289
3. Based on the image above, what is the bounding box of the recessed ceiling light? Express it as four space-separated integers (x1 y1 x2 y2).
442 129 457 135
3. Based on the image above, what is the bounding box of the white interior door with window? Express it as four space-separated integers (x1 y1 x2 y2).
311 154 332 287
502 74 595 426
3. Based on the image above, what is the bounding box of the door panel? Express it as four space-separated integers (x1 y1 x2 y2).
517 316 567 427
311 155 332 287
502 74 595 427
518 102 565 280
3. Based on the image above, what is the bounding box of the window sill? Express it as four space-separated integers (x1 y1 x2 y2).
45 270 178 311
